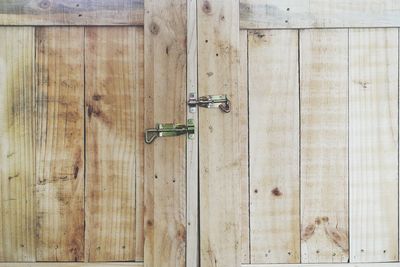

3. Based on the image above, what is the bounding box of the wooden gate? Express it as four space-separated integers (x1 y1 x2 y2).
1 1 400 267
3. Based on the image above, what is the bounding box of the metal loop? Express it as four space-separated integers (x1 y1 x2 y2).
219 99 231 113
145 130 159 144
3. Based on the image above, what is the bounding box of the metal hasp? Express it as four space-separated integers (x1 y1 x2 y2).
144 119 195 144
188 93 231 113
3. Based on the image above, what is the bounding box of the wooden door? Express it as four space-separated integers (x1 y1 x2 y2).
239 2 400 267
0 26 145 263
2 1 400 267
0 3 146 265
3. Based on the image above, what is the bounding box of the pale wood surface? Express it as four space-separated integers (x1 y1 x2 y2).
187 0 199 266
0 27 35 262
198 0 241 266
248 29 300 264
243 264 400 267
349 28 399 263
240 0 400 29
0 264 143 267
0 0 143 26
300 29 349 263
85 27 144 261
144 0 187 266
35 27 85 262
239 29 250 264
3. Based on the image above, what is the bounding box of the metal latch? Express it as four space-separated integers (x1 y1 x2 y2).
145 119 195 144
188 93 231 113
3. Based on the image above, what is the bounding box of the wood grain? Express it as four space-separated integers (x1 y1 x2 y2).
349 28 399 263
0 264 143 267
242 264 400 267
85 27 144 262
240 0 400 29
144 0 187 266
0 27 35 262
197 0 241 266
35 27 85 262
239 29 250 264
248 29 300 264
0 0 143 25
300 29 349 263
187 0 199 266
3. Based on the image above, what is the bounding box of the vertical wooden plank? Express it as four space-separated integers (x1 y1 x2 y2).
198 0 241 266
134 29 145 263
300 29 349 263
187 0 199 266
35 27 85 262
144 0 187 266
239 29 250 264
86 27 144 261
248 29 300 264
0 27 35 262
349 28 399 263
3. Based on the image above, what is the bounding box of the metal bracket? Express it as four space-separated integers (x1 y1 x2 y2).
188 93 231 113
144 119 195 144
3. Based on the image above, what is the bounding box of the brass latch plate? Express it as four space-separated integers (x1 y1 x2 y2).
145 119 195 144
188 93 231 113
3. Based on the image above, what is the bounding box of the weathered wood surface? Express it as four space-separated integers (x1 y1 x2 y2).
349 28 399 263
0 0 143 25
248 29 300 264
0 264 143 267
240 0 400 29
85 27 144 261
239 29 250 264
243 264 400 267
0 27 35 262
198 0 241 266
300 29 349 263
35 27 85 262
187 0 199 266
144 0 187 266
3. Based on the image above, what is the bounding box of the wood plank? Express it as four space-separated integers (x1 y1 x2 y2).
0 0 143 26
248 29 299 264
187 0 199 266
0 264 143 267
0 27 35 262
239 29 250 264
300 29 348 263
349 28 399 263
197 0 241 266
134 30 145 263
242 264 400 267
85 27 144 262
35 27 84 262
240 0 400 29
143 0 187 266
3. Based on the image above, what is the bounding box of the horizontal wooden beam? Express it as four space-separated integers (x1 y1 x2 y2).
242 264 400 267
240 0 400 29
0 0 143 25
0 264 143 267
